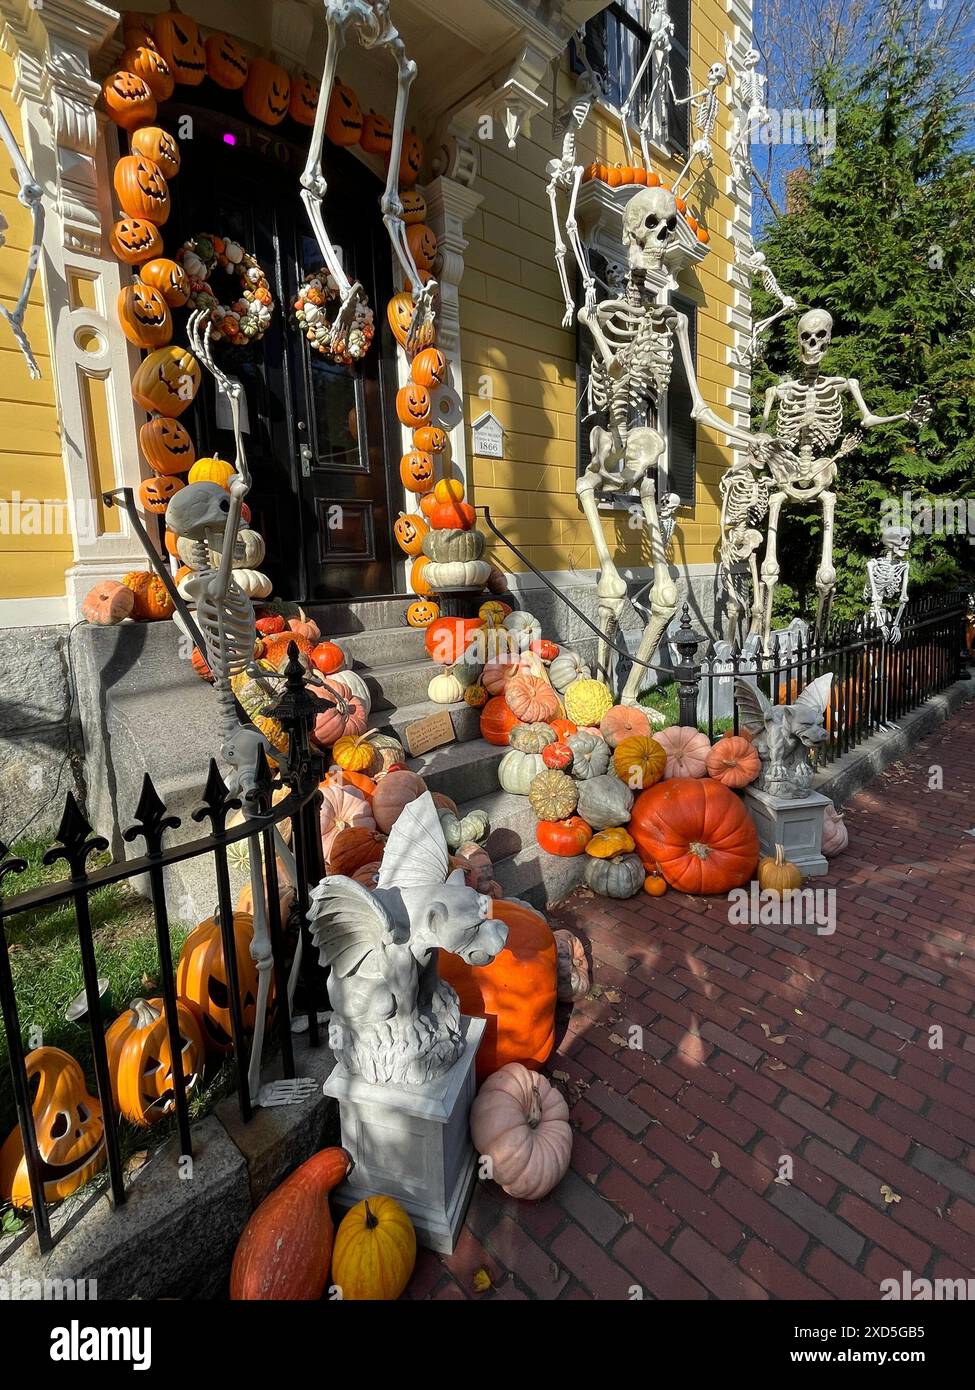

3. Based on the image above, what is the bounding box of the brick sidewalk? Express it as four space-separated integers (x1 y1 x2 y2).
409 702 975 1300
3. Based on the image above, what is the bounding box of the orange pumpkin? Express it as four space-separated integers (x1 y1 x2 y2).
705 733 762 789
433 477 464 504
289 72 320 126
386 292 414 349
123 569 174 620
327 827 386 878
82 579 135 625
176 911 265 1055
396 383 432 428
406 224 438 272
325 79 363 146
406 599 439 627
105 996 204 1126
427 498 476 531
399 449 435 494
480 695 522 746
114 154 171 225
630 778 760 895
140 415 194 474
152 4 206 85
410 346 447 389
139 256 190 308
398 128 423 187
410 556 436 597
424 617 485 666
393 511 428 556
121 45 174 102
535 816 592 857
118 278 172 349
0 1048 106 1209
101 69 157 131
360 110 393 156
110 216 163 265
243 57 290 126
131 345 200 417
401 188 427 225
505 673 560 724
139 473 183 513
413 424 447 454
548 718 578 740
439 899 557 1082
418 492 439 520
130 126 181 180
205 31 250 89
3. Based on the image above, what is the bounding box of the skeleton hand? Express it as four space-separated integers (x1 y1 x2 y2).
836 430 862 457
906 395 932 427
405 283 438 356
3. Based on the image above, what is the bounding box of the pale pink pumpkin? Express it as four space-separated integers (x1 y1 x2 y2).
481 657 521 695
821 803 849 857
600 704 652 748
309 680 367 747
654 725 711 779
504 674 561 724
319 783 375 859
371 769 427 834
470 1062 572 1200
82 579 135 624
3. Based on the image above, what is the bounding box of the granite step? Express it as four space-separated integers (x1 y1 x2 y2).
369 698 482 746
408 737 504 804
335 626 429 668
361 658 439 712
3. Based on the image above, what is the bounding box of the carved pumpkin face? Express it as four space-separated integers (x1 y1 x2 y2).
205 31 249 89
139 256 189 307
406 599 439 627
175 912 265 1055
118 278 172 348
407 223 438 272
401 188 427 225
131 345 201 417
105 997 204 1127
140 414 195 474
110 216 163 265
410 346 447 389
413 424 447 454
360 110 393 156
114 154 171 225
131 125 180 179
325 80 363 146
243 57 291 127
0 1048 105 1209
396 382 432 427
102 69 157 131
139 473 184 513
393 511 428 556
289 72 320 126
121 44 174 102
399 448 435 492
399 127 424 187
386 292 414 349
153 7 206 85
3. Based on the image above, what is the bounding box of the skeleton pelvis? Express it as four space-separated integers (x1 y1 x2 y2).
626 427 665 478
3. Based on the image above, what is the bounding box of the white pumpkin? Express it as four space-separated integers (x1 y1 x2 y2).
501 610 542 651
821 803 849 857
498 748 547 795
428 670 466 704
211 528 266 567
549 648 591 693
423 559 491 590
329 667 372 718
233 567 273 599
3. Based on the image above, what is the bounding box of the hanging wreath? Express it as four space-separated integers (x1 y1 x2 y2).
292 269 375 365
177 232 274 344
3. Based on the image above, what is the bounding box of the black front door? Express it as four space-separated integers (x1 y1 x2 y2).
164 100 400 602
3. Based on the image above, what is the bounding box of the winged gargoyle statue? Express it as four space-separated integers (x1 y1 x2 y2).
308 792 507 1086
734 673 833 799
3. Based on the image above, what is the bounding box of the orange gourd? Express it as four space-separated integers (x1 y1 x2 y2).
122 570 173 621
705 733 762 788
504 673 560 724
535 816 592 857
630 778 760 895
480 695 522 747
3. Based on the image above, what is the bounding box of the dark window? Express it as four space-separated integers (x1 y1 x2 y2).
667 292 697 505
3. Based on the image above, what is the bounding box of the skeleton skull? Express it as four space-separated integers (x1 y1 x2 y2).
707 62 727 86
797 308 833 367
165 481 231 541
623 186 679 275
883 525 911 557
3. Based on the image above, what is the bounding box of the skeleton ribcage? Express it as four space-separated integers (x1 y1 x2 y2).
589 302 671 433
863 558 904 603
722 468 773 528
194 574 256 679
776 382 844 454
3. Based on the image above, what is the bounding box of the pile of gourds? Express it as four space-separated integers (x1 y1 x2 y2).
581 163 710 245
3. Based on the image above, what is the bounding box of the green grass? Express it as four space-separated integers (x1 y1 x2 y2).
638 683 736 735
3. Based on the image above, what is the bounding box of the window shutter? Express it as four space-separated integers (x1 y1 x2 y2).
667 293 697 505
666 0 691 153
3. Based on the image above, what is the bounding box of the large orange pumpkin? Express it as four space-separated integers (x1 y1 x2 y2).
114 154 171 224
480 695 522 747
630 778 759 895
440 899 557 1082
424 616 484 666
427 498 476 531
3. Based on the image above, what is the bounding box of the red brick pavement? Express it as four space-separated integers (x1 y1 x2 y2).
411 703 975 1300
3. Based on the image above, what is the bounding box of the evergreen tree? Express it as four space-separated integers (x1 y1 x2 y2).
750 43 975 621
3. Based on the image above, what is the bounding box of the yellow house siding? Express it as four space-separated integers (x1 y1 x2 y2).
0 50 66 604
461 0 740 578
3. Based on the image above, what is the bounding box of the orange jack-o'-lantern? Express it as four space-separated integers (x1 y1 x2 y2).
410 346 447 389
413 424 447 454
105 997 205 1127
139 473 184 513
360 110 393 156
399 449 435 493
152 5 206 85
289 72 320 126
243 57 291 126
120 45 174 103
205 31 249 89
410 555 435 597
140 414 195 475
401 189 427 225
396 382 432 427
101 69 157 131
393 511 429 556
131 125 181 179
114 155 171 225
118 277 172 349
325 79 364 146
0 1048 106 1210
399 127 424 187
407 224 438 272
110 216 163 265
131 345 201 417
139 256 189 308
176 912 268 1055
386 292 414 349
406 599 439 627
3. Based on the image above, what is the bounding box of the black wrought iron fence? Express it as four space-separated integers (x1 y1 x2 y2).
0 650 326 1255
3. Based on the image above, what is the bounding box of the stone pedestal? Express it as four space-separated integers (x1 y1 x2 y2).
744 785 831 877
323 1016 484 1254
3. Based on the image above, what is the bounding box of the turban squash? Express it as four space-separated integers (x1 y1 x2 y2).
630 777 759 895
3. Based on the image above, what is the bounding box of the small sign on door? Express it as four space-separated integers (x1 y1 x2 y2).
472 410 504 459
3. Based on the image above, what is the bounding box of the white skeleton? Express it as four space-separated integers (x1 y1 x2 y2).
165 309 318 1109
733 236 799 365
577 186 762 705
725 39 768 198
546 74 600 327
863 526 911 643
728 309 930 648
617 0 674 170
0 109 44 379
300 0 435 354
672 61 726 200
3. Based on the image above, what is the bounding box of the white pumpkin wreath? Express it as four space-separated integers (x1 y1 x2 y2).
292 268 375 365
178 232 274 345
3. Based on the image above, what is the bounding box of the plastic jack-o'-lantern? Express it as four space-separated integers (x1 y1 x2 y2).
101 69 157 131
325 79 364 146
393 511 428 556
121 44 175 103
131 125 181 180
132 345 201 417
407 224 438 273
0 1048 106 1210
243 57 291 126
118 278 172 349
410 346 447 389
139 256 190 308
140 415 195 474
399 448 435 493
360 110 393 156
396 382 432 428
406 599 439 628
289 72 320 126
105 997 205 1127
386 292 415 350
114 155 171 225
413 424 447 454
399 127 424 187
153 5 206 85
176 911 268 1054
110 216 164 265
401 189 427 225
205 31 250 89
139 473 184 513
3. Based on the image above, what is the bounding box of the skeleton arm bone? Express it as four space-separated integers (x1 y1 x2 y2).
674 308 767 448
299 18 358 306
846 378 920 429
0 109 44 379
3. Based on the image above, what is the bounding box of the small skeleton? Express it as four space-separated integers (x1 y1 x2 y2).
165 309 318 1109
734 673 833 798
577 186 761 705
300 1 435 354
863 526 911 643
717 461 774 641
725 39 768 198
733 236 799 365
730 309 930 649
672 61 727 200
0 109 44 379
546 74 600 327
617 0 674 170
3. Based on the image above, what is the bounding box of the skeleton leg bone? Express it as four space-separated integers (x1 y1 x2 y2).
576 464 627 685
814 490 837 640
620 433 676 706
547 176 576 329
564 163 596 319
758 490 787 650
